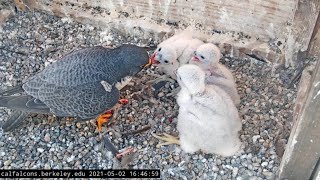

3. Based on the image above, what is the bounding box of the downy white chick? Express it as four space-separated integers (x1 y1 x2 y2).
153 64 242 157
190 43 241 105
149 28 204 81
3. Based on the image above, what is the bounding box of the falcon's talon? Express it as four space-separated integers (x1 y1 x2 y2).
97 100 127 131
152 133 180 148
96 112 114 132
100 113 113 118
116 147 135 159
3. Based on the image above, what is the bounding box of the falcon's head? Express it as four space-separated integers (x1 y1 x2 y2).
191 43 221 67
177 64 206 95
149 46 178 66
117 44 152 76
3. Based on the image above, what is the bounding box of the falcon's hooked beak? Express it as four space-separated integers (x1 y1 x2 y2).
144 57 153 68
149 53 160 65
192 56 200 62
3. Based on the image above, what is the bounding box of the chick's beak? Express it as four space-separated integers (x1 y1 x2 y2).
149 53 161 65
192 56 200 62
150 53 156 62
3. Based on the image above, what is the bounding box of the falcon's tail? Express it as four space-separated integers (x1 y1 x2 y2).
0 95 51 114
0 85 24 96
1 110 29 132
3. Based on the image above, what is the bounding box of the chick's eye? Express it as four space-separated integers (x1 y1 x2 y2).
193 51 196 55
201 55 205 59
158 48 161 52
164 60 169 63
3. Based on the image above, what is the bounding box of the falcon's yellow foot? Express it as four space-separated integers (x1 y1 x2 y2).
96 99 129 132
152 133 180 148
96 111 113 132
116 147 135 159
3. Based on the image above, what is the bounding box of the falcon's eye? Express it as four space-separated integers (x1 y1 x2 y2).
158 48 162 52
164 60 169 63
201 55 205 59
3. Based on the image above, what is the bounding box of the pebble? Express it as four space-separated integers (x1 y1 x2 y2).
216 159 222 165
219 170 225 175
252 135 260 143
143 155 148 161
4 160 11 166
37 148 44 153
212 164 219 172
67 155 75 163
44 163 51 169
262 171 273 177
44 133 50 142
232 167 239 177
168 168 174 176
25 161 31 167
261 161 268 167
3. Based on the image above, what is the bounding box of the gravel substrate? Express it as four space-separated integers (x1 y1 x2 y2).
0 10 297 179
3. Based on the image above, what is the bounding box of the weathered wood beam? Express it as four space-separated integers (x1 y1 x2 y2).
310 158 320 180
10 0 319 66
277 58 320 179
19 0 293 64
285 0 320 67
307 12 320 58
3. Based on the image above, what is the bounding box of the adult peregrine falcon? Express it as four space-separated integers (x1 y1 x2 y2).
0 44 151 132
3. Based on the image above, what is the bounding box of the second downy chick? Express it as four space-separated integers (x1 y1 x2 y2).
190 43 241 105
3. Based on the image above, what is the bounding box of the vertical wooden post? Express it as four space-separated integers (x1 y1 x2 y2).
277 58 320 179
308 12 320 58
310 158 320 180
285 0 320 66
